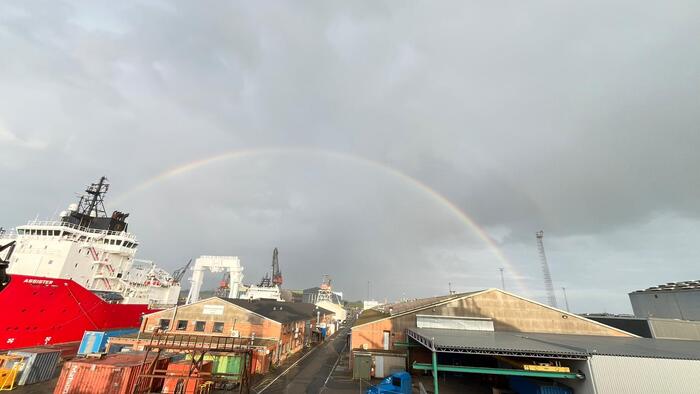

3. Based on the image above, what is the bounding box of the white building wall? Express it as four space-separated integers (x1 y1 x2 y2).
589 355 700 393
416 315 494 331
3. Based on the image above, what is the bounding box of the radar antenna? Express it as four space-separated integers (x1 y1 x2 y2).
77 176 109 222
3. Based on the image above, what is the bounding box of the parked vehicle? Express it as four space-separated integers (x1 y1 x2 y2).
366 371 412 394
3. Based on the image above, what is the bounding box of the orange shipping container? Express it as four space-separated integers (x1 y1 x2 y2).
251 351 270 375
53 352 169 394
162 360 212 394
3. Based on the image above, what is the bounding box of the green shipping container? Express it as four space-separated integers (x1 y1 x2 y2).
185 354 243 379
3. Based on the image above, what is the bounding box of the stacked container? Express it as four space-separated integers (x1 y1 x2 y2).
161 360 213 394
185 354 243 379
53 352 170 394
77 328 139 355
7 347 61 386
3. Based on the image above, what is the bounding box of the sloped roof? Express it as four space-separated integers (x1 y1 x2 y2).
408 328 700 361
352 289 634 337
353 291 486 327
223 299 334 324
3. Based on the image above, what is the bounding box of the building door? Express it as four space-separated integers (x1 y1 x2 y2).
383 331 390 350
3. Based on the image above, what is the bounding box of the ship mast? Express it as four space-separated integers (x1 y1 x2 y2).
77 176 109 226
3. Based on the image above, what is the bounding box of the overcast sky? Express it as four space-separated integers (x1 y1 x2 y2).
1 1 699 313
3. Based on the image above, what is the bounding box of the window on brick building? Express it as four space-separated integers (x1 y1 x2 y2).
213 322 224 333
176 320 188 330
194 321 206 332
159 319 170 330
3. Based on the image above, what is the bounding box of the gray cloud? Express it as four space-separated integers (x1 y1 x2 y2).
1 1 699 312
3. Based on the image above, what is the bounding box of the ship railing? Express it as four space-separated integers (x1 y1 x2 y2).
23 220 137 239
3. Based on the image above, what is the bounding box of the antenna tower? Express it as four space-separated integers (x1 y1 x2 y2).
536 230 558 308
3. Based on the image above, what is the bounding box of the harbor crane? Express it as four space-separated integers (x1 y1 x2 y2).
257 248 283 287
171 259 192 283
186 256 243 304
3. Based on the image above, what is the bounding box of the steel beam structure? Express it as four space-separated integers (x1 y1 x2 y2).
413 362 583 379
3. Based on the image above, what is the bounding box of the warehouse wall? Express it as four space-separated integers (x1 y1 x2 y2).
630 290 700 320
589 355 700 393
450 290 632 336
351 289 631 355
143 297 282 340
650 318 700 340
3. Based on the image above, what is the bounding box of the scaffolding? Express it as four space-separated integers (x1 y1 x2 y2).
132 332 254 394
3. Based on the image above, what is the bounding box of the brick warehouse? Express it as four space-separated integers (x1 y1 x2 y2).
140 297 334 365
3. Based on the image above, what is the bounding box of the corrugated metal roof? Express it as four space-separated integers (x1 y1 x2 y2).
408 328 587 359
408 328 700 360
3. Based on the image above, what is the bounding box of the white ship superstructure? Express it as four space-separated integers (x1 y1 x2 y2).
1 177 180 306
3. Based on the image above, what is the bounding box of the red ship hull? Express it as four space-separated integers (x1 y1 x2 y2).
0 274 157 351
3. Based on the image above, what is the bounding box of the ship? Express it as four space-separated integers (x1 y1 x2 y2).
0 177 181 351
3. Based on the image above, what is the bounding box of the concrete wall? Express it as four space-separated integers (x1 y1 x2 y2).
462 291 631 336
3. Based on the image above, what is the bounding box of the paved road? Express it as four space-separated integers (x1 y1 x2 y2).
253 323 367 394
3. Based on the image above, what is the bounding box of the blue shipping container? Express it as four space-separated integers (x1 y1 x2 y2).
78 328 139 355
508 376 573 394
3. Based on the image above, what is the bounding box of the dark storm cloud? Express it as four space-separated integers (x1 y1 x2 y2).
1 1 699 311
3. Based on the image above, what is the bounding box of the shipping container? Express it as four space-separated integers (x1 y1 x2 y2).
251 350 270 374
162 360 213 394
53 352 169 394
7 347 60 385
185 354 243 378
78 328 139 355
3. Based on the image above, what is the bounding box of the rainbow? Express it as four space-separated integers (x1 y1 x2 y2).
113 147 528 294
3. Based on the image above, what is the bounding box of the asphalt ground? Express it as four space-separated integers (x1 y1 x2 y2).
252 322 377 394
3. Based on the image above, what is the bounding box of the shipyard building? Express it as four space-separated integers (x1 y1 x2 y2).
629 280 700 320
352 288 700 393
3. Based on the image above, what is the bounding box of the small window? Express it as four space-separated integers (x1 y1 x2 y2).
176 320 188 330
17 229 24 235
116 240 122 246
110 239 115 245
194 321 206 332
159 319 171 330
42 230 47 236
213 322 224 333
